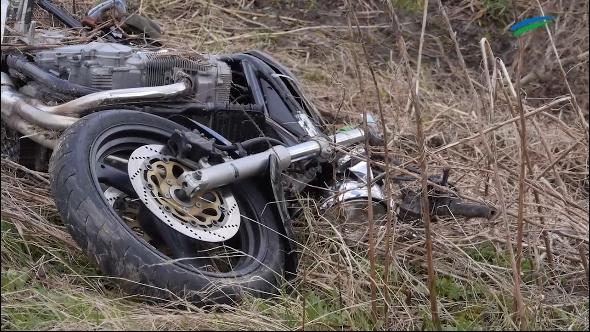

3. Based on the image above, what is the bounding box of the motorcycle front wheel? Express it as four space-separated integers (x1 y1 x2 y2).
49 110 286 304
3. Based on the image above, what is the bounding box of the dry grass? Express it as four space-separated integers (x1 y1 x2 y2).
1 0 589 330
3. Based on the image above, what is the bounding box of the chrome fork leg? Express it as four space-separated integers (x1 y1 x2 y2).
179 128 366 196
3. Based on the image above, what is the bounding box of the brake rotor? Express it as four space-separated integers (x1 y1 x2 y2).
128 144 241 242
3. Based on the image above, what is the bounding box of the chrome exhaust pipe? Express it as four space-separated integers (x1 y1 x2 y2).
1 72 192 133
42 80 191 116
2 114 58 149
1 73 77 130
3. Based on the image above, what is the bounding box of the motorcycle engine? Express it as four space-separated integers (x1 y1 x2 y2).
33 42 232 104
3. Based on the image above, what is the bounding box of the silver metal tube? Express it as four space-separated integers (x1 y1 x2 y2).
180 145 292 195
44 81 191 115
288 140 321 161
331 128 365 146
2 90 77 130
1 72 190 133
289 128 365 161
1 74 78 130
182 128 367 195
2 114 58 149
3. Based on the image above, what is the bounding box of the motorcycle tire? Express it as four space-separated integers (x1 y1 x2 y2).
49 110 287 304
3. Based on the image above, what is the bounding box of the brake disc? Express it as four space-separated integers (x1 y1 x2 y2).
128 144 241 242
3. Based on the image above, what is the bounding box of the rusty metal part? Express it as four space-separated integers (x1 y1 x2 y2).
81 16 99 28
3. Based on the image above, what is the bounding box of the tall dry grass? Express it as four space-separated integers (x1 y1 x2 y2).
1 0 588 330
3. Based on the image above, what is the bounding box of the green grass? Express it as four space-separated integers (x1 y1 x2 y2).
2 0 589 329
482 0 513 26
1 219 114 330
390 0 423 13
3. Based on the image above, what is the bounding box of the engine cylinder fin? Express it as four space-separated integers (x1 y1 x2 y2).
142 52 213 87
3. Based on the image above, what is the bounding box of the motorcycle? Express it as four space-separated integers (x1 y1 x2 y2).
0 0 497 304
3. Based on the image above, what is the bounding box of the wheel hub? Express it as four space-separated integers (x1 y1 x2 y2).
128 144 241 242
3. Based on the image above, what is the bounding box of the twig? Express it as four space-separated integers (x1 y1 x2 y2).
346 1 378 325
531 119 568 195
496 53 557 287
203 24 390 44
535 141 581 181
0 159 50 184
415 1 440 328
520 51 589 86
390 1 441 329
478 35 523 329
535 0 589 138
578 245 589 288
431 96 571 155
301 266 306 331
349 0 395 324
206 4 308 23
513 34 528 330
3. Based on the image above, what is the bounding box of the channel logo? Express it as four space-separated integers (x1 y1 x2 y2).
510 16 555 37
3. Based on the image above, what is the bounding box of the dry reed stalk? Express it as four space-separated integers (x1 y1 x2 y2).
434 12 526 328
345 1 378 324
513 35 528 330
579 244 589 288
535 0 590 137
301 265 306 331
479 34 523 332
432 9 528 327
348 1 396 324
498 79 557 279
429 96 571 154
413 1 440 329
387 0 441 328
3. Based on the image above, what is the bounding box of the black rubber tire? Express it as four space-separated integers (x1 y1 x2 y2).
49 110 286 304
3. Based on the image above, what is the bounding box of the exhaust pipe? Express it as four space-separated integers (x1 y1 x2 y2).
1 73 77 130
2 114 58 149
1 72 192 133
43 80 191 116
